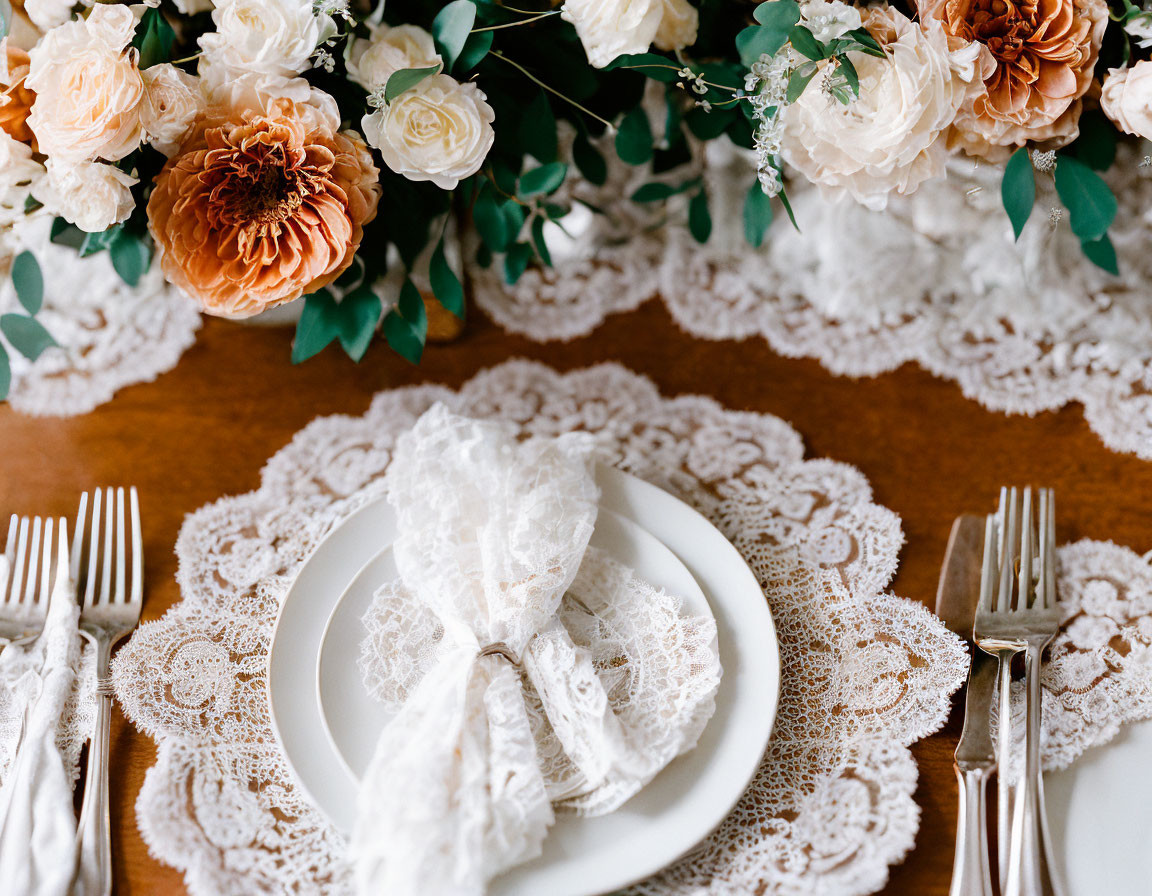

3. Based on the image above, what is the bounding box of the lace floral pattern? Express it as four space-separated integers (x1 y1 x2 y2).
472 142 1152 461
110 360 970 896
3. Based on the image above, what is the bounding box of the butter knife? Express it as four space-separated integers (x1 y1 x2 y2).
936 514 997 896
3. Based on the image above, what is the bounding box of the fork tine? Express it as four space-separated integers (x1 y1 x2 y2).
1 515 17 601
998 487 1018 612
114 487 126 603
38 517 53 605
99 488 113 604
71 492 88 587
52 518 68 606
1019 487 1034 610
84 489 102 608
23 517 41 606
978 513 997 613
129 487 142 605
8 518 28 606
1044 489 1057 610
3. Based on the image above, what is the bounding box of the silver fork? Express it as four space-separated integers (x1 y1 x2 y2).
0 515 65 650
70 488 144 896
974 486 1063 896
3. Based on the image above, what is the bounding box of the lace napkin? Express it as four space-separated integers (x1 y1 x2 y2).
0 556 92 896
349 406 721 896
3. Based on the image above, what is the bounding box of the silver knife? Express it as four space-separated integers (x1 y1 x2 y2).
936 515 997 896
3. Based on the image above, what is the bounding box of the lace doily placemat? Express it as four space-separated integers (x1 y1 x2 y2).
106 360 1152 895
472 143 1152 462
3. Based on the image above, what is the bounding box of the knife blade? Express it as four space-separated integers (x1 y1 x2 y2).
938 514 998 896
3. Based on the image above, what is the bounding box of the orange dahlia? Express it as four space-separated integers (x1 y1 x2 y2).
0 43 36 148
148 83 380 318
920 0 1107 160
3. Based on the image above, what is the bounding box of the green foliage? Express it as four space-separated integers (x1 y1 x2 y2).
109 231 153 288
1054 155 1117 243
504 242 533 284
605 53 680 83
382 279 427 364
1072 110 1118 171
429 240 465 317
518 162 568 198
1001 148 1035 242
456 29 493 72
433 0 477 71
0 0 11 41
384 66 440 102
133 7 176 69
688 190 712 243
616 107 653 165
1081 234 1118 276
786 61 819 102
519 92 557 163
788 25 825 60
530 216 552 266
744 184 773 248
292 287 383 363
1 314 56 361
572 134 607 186
11 252 42 315
0 346 9 403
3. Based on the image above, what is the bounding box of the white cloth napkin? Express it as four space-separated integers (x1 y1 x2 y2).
0 558 86 896
350 406 722 896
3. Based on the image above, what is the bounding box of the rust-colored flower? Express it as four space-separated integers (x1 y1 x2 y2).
920 0 1107 160
0 42 36 148
147 81 380 318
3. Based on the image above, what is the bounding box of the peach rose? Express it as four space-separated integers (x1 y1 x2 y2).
919 0 1108 161
147 75 381 318
140 64 206 157
0 41 36 148
1100 63 1152 141
25 4 144 163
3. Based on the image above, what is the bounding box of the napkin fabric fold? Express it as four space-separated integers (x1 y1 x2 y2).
351 406 721 896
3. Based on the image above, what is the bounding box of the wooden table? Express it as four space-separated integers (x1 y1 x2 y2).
2 302 1149 895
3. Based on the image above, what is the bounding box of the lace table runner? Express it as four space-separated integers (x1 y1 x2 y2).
107 361 1152 895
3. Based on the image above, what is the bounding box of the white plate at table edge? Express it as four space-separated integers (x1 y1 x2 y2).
268 465 780 895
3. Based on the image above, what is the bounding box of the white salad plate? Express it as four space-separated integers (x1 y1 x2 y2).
1046 717 1152 896
268 465 780 896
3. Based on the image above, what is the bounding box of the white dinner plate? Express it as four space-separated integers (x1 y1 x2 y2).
268 466 780 895
1046 718 1152 895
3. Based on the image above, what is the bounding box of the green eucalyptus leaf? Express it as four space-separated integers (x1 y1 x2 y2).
0 0 11 42
0 344 9 402
1001 147 1035 242
615 107 653 166
1081 233 1119 275
754 0 801 28
49 218 85 251
736 24 788 68
10 252 43 315
1054 155 1117 243
841 27 885 57
519 92 558 163
744 183 773 248
1073 110 1118 171
604 53 680 83
384 65 440 102
504 242 533 285
530 217 552 266
0 314 56 361
382 278 427 364
336 285 382 362
78 226 122 257
472 187 509 252
291 290 340 364
786 62 819 103
685 106 736 140
631 182 681 202
433 0 476 71
110 231 152 288
133 7 176 69
837 55 859 96
455 28 493 72
429 239 465 317
788 25 825 60
688 190 711 244
779 188 800 231
519 162 568 198
573 135 607 186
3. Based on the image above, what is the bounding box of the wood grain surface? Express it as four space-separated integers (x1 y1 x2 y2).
2 302 1150 895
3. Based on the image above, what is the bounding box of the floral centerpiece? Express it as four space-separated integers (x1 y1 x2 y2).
0 0 1144 399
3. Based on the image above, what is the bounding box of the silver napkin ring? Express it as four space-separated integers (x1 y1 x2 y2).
477 641 521 667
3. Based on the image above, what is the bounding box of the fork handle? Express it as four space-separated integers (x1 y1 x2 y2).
950 765 994 896
74 644 113 896
1003 644 1064 896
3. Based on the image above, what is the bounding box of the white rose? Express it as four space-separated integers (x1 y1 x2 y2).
653 0 698 52
362 74 495 190
200 68 342 132
26 4 145 163
346 23 442 92
1124 12 1152 48
0 132 44 229
140 64 207 157
173 0 215 14
1100 63 1152 141
562 0 664 68
34 159 138 233
800 0 863 42
782 9 987 210
198 0 336 77
22 0 76 34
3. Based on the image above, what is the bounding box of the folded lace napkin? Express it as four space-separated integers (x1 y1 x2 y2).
350 406 722 896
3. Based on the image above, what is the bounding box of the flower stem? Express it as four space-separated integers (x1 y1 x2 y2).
489 51 616 132
472 10 560 31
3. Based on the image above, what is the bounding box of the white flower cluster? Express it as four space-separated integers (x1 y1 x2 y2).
745 52 794 197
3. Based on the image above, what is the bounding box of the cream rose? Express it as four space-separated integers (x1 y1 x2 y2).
141 64 207 157
346 23 443 93
26 4 145 163
199 0 336 77
363 74 495 190
654 0 698 52
562 0 664 68
35 159 137 233
782 8 989 210
1101 63 1152 141
0 132 44 228
22 0 76 34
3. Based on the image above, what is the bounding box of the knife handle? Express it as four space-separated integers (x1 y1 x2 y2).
949 765 994 896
